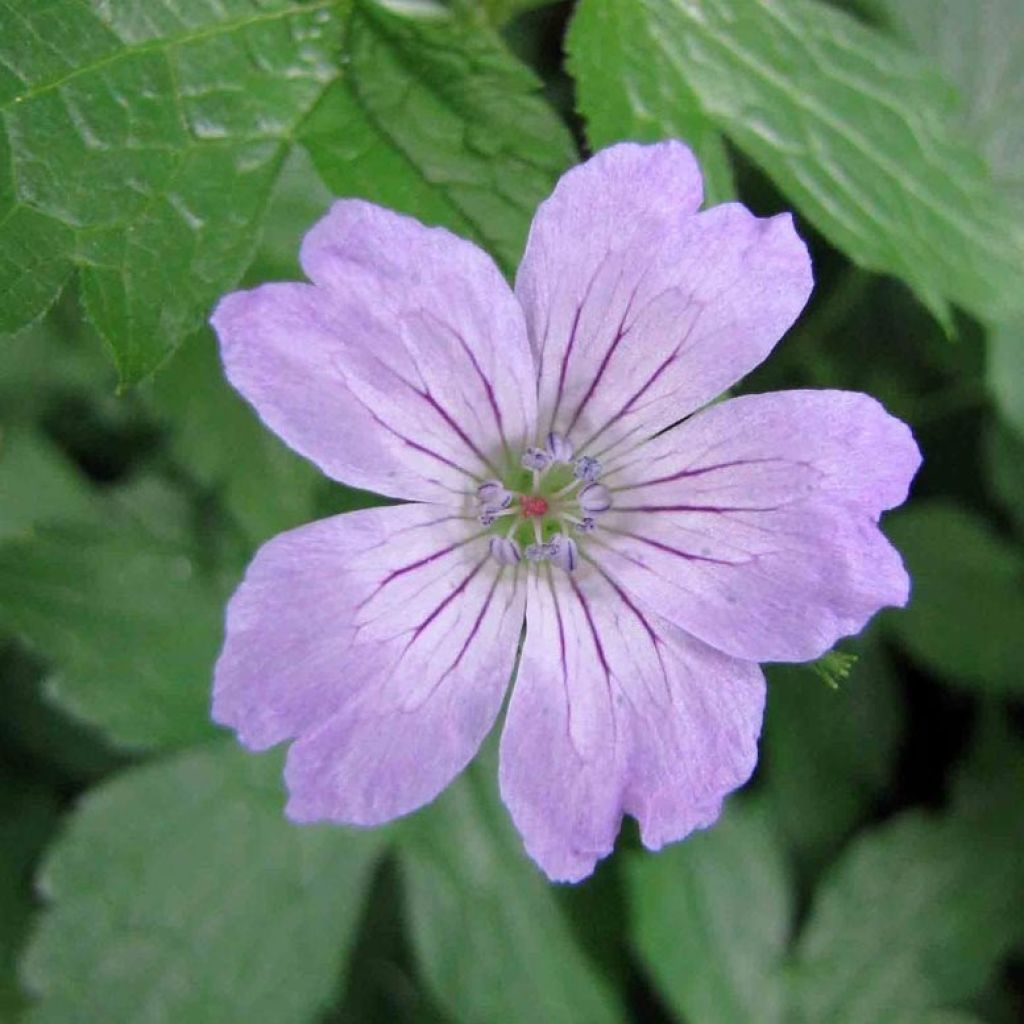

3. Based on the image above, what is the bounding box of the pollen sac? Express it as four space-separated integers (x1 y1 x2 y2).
574 455 601 482
547 534 578 572
524 542 549 562
477 479 512 510
489 536 521 565
521 447 551 471
579 483 612 513
546 432 574 463
575 516 597 533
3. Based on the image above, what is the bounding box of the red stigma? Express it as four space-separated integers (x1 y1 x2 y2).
520 495 549 518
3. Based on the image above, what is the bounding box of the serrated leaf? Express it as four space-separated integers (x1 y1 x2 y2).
21 741 385 1024
0 0 344 384
764 638 903 868
299 0 577 276
0 523 223 750
569 0 1024 327
626 799 793 1024
398 764 620 1024
2 0 573 384
566 0 734 204
881 502 1024 694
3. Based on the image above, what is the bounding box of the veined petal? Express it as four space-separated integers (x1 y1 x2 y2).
212 200 536 503
516 142 812 460
499 566 764 882
595 390 922 662
214 503 525 824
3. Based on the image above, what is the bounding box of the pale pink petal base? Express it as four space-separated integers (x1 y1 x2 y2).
499 567 764 882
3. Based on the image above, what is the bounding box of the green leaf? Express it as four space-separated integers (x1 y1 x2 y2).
988 323 1024 439
1 0 574 383
984 417 1024 538
868 0 1024 217
881 502 1024 694
451 0 558 30
0 771 60 1018
0 0 345 384
0 643 121 787
764 639 903 868
22 741 385 1024
627 799 793 1024
398 764 620 1024
866 0 1024 435
0 523 224 750
568 0 1024 327
793 798 1024 1023
0 428 103 541
299 0 577 276
566 0 735 204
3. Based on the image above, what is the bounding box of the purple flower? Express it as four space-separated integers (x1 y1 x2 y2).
210 142 920 882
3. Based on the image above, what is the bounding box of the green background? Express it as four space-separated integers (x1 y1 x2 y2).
1 1 1023 1021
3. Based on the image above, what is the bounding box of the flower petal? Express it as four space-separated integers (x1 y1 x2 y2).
212 200 536 502
594 390 921 662
515 141 812 460
499 566 764 882
214 503 525 823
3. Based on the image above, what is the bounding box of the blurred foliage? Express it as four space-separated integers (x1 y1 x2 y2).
1 0 1023 1022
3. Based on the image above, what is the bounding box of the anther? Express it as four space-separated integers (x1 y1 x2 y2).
521 447 551 471
547 534 578 572
574 516 596 533
477 479 512 510
579 483 612 513
574 456 601 482
524 543 549 562
489 536 521 565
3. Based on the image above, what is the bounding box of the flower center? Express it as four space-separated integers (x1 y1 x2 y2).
475 433 613 572
520 495 548 518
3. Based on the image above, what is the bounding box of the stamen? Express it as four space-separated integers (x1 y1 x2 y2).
521 447 551 471
547 534 578 572
489 536 521 565
525 542 549 562
546 432 574 463
477 480 512 510
574 456 601 482
579 483 612 513
479 507 516 526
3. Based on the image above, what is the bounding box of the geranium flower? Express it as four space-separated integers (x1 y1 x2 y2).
210 142 920 881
